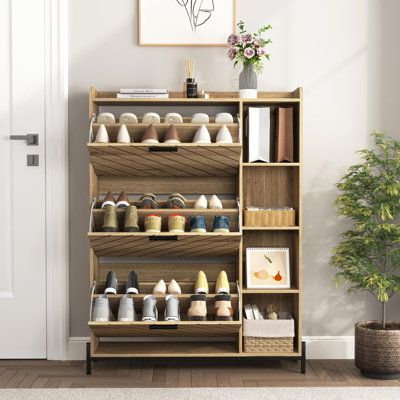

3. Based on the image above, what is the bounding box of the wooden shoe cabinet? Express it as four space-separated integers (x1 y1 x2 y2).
86 87 305 373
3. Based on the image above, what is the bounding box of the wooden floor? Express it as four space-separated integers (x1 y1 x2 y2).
0 359 400 388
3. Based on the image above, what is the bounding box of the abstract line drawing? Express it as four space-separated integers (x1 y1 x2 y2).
176 0 215 31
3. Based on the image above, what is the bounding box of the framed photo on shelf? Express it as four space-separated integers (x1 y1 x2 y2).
138 0 236 46
246 247 291 289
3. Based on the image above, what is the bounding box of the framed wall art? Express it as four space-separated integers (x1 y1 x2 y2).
246 247 291 289
138 0 236 46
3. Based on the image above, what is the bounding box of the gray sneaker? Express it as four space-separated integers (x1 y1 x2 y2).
165 295 180 321
92 295 113 321
118 295 136 322
142 295 158 321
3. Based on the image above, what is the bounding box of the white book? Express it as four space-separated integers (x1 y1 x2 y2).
117 93 169 99
247 107 271 162
252 305 262 320
244 304 254 320
119 88 168 94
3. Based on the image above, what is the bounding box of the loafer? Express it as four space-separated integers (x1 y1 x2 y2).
194 195 207 209
104 271 118 295
141 124 159 144
124 205 139 232
101 191 116 208
213 215 230 233
92 295 113 321
139 193 158 209
194 271 209 294
166 193 186 209
209 195 223 210
125 271 139 294
102 205 118 232
188 294 207 321
153 279 166 294
116 191 130 208
163 125 180 144
94 124 109 143
142 295 158 321
165 295 180 321
215 294 233 321
118 295 136 322
215 271 230 294
167 279 181 295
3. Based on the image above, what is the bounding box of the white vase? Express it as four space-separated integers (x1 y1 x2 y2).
216 125 233 144
117 124 131 143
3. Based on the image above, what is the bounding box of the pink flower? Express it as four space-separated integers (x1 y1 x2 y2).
227 34 239 46
241 33 253 44
253 38 261 47
257 48 266 56
244 48 255 59
228 47 237 60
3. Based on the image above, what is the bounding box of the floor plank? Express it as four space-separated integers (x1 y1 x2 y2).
0 360 398 388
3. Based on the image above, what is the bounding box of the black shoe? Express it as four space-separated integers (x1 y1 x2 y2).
104 271 118 295
125 271 139 294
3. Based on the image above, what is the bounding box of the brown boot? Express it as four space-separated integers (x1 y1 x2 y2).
215 294 233 321
188 294 207 321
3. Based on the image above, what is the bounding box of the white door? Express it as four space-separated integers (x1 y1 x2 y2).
0 0 47 358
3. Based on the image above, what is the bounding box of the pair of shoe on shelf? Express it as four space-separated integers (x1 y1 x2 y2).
101 192 138 232
94 124 233 144
153 279 181 295
189 215 230 233
97 112 184 125
104 271 139 295
194 195 223 210
188 271 233 321
139 193 186 209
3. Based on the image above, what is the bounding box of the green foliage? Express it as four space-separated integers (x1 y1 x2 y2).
331 133 400 326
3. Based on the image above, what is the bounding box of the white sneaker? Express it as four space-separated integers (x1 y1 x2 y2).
142 112 160 124
97 112 115 124
92 295 113 321
119 112 138 124
193 125 211 144
209 195 223 210
153 279 167 294
118 295 136 322
194 195 208 209
191 113 209 123
215 113 233 124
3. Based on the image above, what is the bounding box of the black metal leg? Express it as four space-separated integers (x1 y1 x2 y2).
300 341 306 374
86 342 92 375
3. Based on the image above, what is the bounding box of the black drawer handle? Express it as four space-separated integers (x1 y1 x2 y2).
149 235 178 241
149 325 178 330
149 147 177 152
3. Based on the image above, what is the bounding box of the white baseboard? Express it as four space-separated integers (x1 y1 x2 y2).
67 336 355 361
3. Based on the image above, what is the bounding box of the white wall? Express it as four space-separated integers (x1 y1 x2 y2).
68 0 400 342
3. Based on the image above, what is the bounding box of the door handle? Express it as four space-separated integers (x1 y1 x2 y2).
10 134 39 145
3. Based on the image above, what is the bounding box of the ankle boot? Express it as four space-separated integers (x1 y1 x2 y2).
215 271 230 294
124 205 139 232
102 205 118 232
188 294 207 321
194 271 209 294
215 294 233 321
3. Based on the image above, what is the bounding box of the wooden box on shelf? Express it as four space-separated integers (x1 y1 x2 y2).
244 208 296 227
243 313 295 353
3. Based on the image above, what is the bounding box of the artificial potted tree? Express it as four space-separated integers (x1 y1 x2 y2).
331 132 400 379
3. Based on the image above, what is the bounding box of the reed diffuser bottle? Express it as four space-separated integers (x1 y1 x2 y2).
184 59 197 98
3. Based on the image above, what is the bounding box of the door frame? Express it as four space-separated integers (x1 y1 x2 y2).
45 0 69 360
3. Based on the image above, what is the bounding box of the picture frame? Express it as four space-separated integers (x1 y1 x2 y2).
246 247 291 289
138 0 236 47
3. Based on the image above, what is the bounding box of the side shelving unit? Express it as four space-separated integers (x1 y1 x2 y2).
86 87 304 373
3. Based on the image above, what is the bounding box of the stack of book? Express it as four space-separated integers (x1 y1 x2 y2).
117 89 169 99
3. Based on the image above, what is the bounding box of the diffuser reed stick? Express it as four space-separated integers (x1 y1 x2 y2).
185 59 197 98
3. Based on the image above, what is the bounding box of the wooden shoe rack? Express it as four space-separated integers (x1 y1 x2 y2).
86 87 305 373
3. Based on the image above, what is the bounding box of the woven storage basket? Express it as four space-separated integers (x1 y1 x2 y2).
244 209 295 227
244 336 293 353
355 320 400 375
243 316 295 353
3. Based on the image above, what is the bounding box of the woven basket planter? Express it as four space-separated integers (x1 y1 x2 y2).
355 320 400 379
